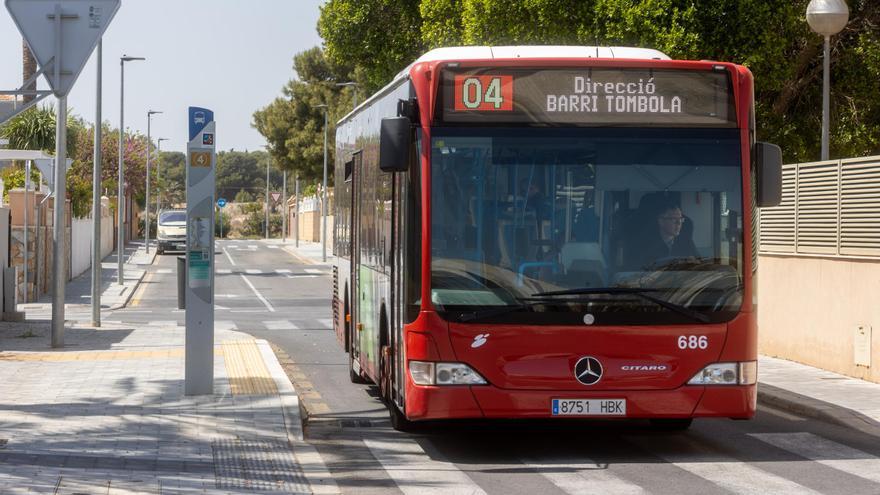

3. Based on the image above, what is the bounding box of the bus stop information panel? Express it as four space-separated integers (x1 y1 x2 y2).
440 68 736 127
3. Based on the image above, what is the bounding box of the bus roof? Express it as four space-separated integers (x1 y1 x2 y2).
338 46 672 125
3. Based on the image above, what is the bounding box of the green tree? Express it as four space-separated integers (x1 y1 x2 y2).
216 150 281 200
156 151 185 208
319 0 880 162
252 47 353 184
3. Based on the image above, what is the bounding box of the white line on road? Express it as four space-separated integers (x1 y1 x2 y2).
239 274 275 313
750 432 880 484
523 458 646 495
268 245 280 249
363 436 487 495
245 269 262 275
217 268 232 274
305 268 323 274
156 268 172 274
626 436 820 495
248 244 258 250
275 269 292 274
317 318 333 328
264 320 300 330
222 247 237 266
286 274 318 279
215 320 237 331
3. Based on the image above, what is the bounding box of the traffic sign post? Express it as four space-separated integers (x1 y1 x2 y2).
216 198 226 238
185 107 216 395
5 0 120 347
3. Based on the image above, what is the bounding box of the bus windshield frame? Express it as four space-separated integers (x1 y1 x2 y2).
428 126 745 326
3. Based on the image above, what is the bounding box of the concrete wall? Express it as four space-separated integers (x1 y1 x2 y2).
69 197 113 280
758 255 880 384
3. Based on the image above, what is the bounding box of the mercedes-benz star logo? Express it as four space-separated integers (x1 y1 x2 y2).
574 356 603 385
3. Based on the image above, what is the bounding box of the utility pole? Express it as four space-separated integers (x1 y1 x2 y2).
265 160 270 239
118 55 144 284
145 110 162 253
155 138 168 216
294 175 300 247
91 39 102 327
282 169 287 241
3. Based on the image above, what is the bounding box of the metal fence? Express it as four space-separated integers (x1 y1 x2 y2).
760 155 880 258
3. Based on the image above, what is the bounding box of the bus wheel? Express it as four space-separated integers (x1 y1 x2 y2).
388 401 421 432
379 345 392 400
349 351 369 384
649 418 693 431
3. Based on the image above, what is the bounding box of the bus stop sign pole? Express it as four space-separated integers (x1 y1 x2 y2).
185 107 216 395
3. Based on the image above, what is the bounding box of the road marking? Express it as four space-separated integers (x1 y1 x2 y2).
750 432 880 484
156 268 172 274
268 245 280 249
286 274 318 279
245 269 262 275
129 269 155 307
263 320 300 330
217 268 233 274
275 269 292 274
147 320 178 326
222 247 237 266
248 244 258 249
317 318 333 328
626 435 821 495
363 436 487 495
305 268 323 274
231 309 263 313
240 274 275 313
523 458 646 495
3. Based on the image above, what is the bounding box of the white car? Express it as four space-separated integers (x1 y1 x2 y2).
156 209 186 254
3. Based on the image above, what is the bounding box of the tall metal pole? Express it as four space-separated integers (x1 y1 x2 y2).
156 138 167 217
321 108 328 262
821 35 831 161
52 95 67 348
117 60 125 284
145 114 151 253
282 170 287 241
91 40 103 326
23 160 29 303
294 176 300 247
265 161 270 239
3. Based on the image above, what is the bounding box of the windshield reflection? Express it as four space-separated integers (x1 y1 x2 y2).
430 127 744 325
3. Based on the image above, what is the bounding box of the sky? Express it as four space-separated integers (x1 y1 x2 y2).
1 0 325 153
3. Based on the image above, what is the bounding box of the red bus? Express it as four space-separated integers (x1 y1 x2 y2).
332 46 781 431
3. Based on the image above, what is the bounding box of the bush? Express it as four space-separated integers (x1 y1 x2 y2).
241 210 282 237
234 189 254 203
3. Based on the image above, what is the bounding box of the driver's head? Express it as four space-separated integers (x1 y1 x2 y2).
657 203 685 240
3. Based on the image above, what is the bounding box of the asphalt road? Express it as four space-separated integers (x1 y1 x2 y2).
106 239 880 495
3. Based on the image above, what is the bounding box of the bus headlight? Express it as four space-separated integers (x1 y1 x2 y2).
687 361 757 385
409 361 487 386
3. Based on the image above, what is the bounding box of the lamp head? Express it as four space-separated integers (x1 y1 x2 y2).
148 110 163 117
121 55 146 62
807 0 850 37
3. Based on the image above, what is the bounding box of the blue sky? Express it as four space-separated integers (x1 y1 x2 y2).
1 0 325 153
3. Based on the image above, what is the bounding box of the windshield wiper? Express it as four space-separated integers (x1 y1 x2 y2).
531 287 710 323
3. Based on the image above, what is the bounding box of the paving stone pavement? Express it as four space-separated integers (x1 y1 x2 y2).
0 322 336 494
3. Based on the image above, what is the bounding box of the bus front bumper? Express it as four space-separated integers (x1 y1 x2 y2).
404 383 756 420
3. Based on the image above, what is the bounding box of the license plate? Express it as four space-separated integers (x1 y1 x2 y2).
551 398 626 416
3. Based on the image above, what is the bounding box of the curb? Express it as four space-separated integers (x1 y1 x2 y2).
281 245 319 266
758 383 880 437
107 268 147 310
256 339 340 495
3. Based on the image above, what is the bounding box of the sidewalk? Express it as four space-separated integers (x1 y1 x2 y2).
0 320 338 494
275 239 335 267
19 241 155 318
758 355 880 436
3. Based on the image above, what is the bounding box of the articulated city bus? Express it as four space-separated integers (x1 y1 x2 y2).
332 46 781 431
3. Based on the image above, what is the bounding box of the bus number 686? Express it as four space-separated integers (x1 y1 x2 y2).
678 335 708 350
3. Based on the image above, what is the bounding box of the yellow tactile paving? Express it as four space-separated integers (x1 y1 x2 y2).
0 349 186 362
220 340 278 396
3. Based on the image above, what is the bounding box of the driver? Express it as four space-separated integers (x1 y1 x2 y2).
628 201 698 269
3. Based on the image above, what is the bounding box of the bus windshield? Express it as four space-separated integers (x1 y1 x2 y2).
430 127 744 325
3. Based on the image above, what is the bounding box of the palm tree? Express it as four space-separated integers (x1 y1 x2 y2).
22 40 37 104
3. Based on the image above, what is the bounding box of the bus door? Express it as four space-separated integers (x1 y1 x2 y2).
350 151 363 367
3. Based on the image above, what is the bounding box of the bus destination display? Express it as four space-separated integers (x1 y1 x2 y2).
441 68 735 127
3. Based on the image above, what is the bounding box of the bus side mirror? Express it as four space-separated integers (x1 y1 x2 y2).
379 117 411 173
755 142 782 207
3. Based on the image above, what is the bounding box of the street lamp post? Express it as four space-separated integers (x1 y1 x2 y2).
265 160 270 239
145 110 162 254
91 39 103 327
118 55 144 284
155 138 168 217
806 0 850 161
314 104 328 262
